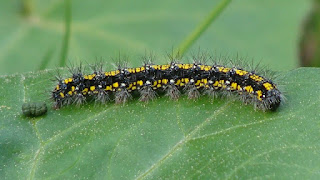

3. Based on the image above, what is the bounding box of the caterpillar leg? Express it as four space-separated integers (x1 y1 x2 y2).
115 89 132 104
139 85 157 102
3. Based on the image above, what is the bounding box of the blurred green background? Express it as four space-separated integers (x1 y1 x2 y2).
0 0 311 75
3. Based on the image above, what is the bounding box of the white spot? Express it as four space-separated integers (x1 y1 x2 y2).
208 80 213 84
146 80 151 85
121 83 126 87
75 87 79 90
98 85 102 88
146 67 150 70
190 79 195 83
170 79 175 84
226 81 230 85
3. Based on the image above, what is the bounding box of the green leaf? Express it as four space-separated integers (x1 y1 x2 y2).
1 67 319 179
0 0 310 75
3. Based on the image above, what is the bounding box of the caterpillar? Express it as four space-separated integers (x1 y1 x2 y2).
51 56 283 111
22 102 48 117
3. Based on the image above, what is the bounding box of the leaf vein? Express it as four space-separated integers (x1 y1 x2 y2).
135 102 229 179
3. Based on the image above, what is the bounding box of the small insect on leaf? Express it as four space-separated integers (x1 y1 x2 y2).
22 102 48 117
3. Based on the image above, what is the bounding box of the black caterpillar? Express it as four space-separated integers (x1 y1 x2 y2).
51 57 283 111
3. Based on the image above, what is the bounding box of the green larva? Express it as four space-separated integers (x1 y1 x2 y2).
22 102 47 117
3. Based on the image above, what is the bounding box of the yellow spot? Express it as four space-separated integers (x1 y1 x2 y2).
177 64 183 68
158 80 161 84
236 70 248 76
213 81 219 87
153 81 157 86
71 86 75 91
82 88 88 94
132 86 137 90
90 86 95 91
84 75 89 79
237 85 241 91
218 67 231 73
111 71 116 76
231 82 237 90
263 82 274 90
113 82 119 88
162 79 168 84
218 80 225 87
60 92 65 98
200 65 205 70
88 74 94 80
133 82 137 85
195 80 201 86
218 80 226 89
141 67 145 71
136 67 141 72
64 79 69 84
180 83 185 86
161 65 169 70
184 78 189 84
68 91 72 95
202 79 208 84
257 90 263 101
157 84 161 88
204 66 212 71
137 80 143 86
245 86 253 93
175 79 181 85
128 83 133 89
183 64 192 69
250 75 264 82
56 85 60 90
69 78 73 82
105 86 112 91
152 65 160 70
223 68 231 73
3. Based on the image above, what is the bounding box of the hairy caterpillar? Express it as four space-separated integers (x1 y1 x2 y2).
51 55 283 111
